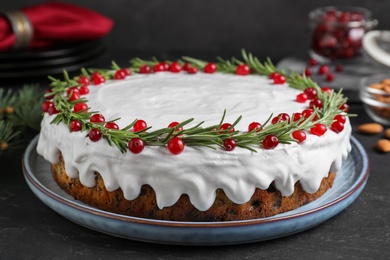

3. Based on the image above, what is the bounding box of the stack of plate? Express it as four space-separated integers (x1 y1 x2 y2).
0 40 105 80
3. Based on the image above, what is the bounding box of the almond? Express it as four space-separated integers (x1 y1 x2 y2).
384 85 390 93
369 83 385 90
358 123 383 134
385 128 390 139
381 78 390 85
377 139 390 153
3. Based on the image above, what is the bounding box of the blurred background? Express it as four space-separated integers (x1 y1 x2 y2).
2 0 390 65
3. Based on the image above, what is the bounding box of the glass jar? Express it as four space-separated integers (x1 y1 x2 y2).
360 74 390 125
309 6 377 62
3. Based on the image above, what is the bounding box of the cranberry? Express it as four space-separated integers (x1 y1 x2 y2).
66 87 80 101
167 137 185 155
219 123 234 133
304 87 318 100
187 67 198 74
160 62 169 71
318 65 329 75
70 120 82 132
273 74 286 84
73 102 88 113
114 69 127 80
169 62 182 73
139 65 151 74
296 93 308 103
236 64 250 75
223 138 236 151
331 121 345 133
339 103 349 112
248 122 262 132
308 58 318 66
182 63 192 71
105 122 119 130
48 106 60 115
88 128 102 142
168 121 183 131
269 72 279 79
292 130 307 143
334 114 346 124
42 101 54 113
326 73 335 82
335 64 343 72
133 119 147 132
120 68 131 76
310 124 327 136
293 112 303 122
92 72 105 85
350 12 364 22
325 9 337 17
79 86 89 95
90 113 105 124
128 138 145 154
263 135 279 149
78 76 90 87
204 63 217 73
302 109 318 121
271 113 290 124
338 12 351 23
304 67 313 77
153 63 166 72
321 87 332 95
309 98 323 109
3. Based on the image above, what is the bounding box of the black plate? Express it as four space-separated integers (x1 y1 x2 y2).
0 41 105 79
0 41 103 61
0 41 105 70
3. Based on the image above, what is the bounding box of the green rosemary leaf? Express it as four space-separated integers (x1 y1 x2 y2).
182 56 208 69
111 61 121 70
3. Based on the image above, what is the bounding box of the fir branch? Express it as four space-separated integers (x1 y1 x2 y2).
0 84 44 154
0 120 21 154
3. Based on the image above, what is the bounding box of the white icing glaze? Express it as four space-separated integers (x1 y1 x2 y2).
37 72 352 211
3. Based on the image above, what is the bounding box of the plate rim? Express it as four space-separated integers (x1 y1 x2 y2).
22 135 369 228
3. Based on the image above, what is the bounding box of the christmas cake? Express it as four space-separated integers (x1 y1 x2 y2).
37 51 352 221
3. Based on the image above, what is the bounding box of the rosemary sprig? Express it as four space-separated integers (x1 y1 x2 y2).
47 51 351 154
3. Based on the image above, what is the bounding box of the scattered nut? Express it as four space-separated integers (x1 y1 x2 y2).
358 123 384 134
5 106 14 114
368 79 390 121
369 83 385 90
0 141 8 151
377 139 390 153
381 78 390 85
384 85 390 93
385 128 390 139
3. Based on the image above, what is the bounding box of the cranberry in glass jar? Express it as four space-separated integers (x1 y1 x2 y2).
309 6 377 62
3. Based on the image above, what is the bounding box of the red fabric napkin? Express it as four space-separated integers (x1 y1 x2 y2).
0 2 113 52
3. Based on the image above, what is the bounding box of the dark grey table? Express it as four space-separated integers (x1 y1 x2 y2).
1 53 389 259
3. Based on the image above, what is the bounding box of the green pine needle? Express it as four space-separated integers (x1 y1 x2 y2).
0 85 44 154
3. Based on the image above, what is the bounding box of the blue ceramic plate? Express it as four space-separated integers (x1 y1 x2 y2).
23 135 369 245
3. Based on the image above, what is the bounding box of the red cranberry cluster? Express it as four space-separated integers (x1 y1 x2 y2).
304 58 343 82
293 85 349 138
310 8 366 60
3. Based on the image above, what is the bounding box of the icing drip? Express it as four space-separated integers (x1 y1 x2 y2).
37 72 352 211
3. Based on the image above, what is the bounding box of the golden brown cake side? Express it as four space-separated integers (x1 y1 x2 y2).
52 155 336 222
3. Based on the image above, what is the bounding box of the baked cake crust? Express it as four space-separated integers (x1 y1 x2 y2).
52 154 335 221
